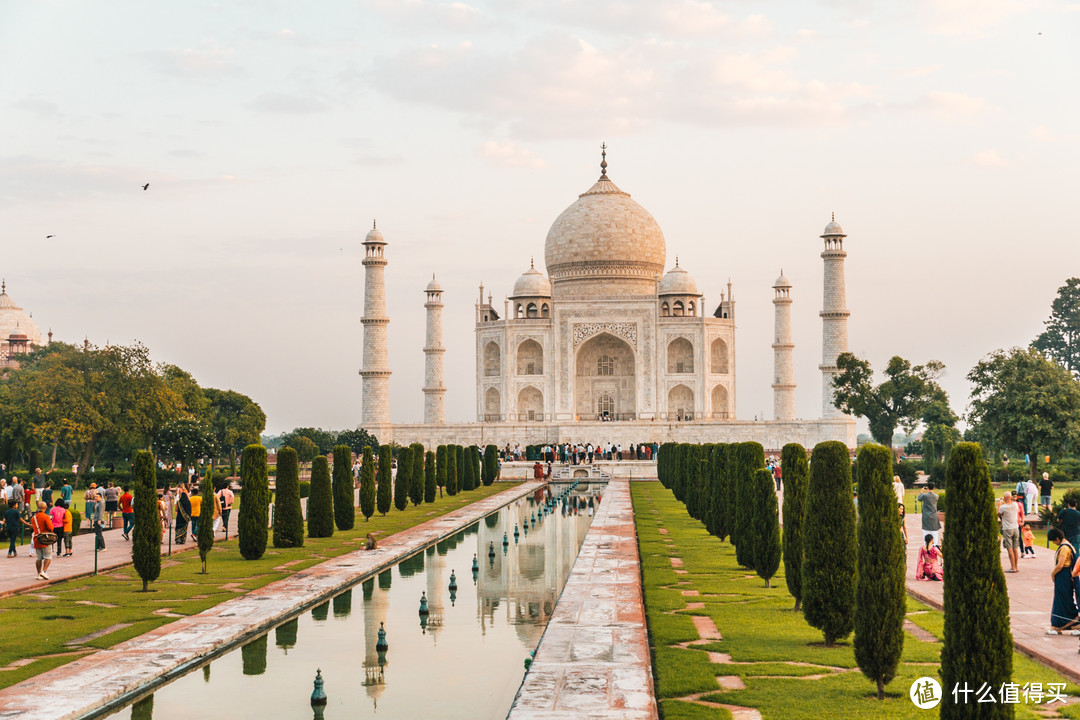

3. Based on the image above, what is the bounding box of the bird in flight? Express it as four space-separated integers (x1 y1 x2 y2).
46 235 54 239
142 183 150 191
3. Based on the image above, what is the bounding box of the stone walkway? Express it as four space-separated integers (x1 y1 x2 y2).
507 478 658 720
903 512 1080 683
0 481 543 720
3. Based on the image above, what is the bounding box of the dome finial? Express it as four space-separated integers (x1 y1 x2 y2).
600 142 608 178
1 279 5 294
675 255 679 268
831 211 835 221
530 257 534 269
373 218 377 230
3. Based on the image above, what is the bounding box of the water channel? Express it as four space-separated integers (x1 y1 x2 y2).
102 481 605 720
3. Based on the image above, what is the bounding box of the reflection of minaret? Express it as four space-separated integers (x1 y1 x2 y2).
820 215 849 418
361 221 391 429
362 582 391 706
772 271 796 421
423 275 446 424
425 547 447 641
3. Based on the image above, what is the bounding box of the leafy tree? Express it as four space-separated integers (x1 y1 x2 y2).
291 436 319 469
436 445 447 496
923 439 937 473
940 443 1013 719
272 447 304 548
445 445 459 496
205 389 266 472
157 418 216 480
802 441 857 646
376 445 392 515
331 445 353 531
482 444 498 486
750 468 781 587
336 428 380 456
904 439 925 457
832 353 945 447
307 455 334 538
968 347 1080 482
280 427 337 455
424 450 437 503
409 443 425 505
781 443 808 610
131 450 160 591
733 442 764 568
197 468 216 572
238 444 270 560
1033 277 1080 376
853 444 905 700
359 446 376 521
394 447 412 512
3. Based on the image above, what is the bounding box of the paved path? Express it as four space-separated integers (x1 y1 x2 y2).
903 512 1080 683
0 481 543 720
508 478 658 720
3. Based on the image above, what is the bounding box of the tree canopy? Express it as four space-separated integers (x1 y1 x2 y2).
967 347 1080 480
831 353 945 447
1033 277 1080 376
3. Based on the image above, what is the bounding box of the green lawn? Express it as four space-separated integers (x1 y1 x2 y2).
633 482 1080 720
0 483 518 689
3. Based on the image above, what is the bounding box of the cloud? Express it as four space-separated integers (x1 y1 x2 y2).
140 42 243 79
364 0 491 30
14 96 59 117
368 31 874 137
246 92 329 114
505 0 773 38
899 64 943 78
352 153 405 165
476 141 547 168
917 0 1029 36
917 90 989 117
972 149 1007 167
1031 125 1078 143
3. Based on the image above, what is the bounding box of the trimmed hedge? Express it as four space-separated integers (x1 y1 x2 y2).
781 443 808 610
238 444 270 561
332 444 354 531
394 447 412 512
131 450 160 592
424 451 437 503
750 467 781 587
376 445 392 515
359 446 376 521
307 455 334 539
409 443 425 506
272 447 304 548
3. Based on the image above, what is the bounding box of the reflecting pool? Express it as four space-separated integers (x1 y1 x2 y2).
103 482 604 720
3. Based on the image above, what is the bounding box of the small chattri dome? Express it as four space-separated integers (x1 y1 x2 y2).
7 324 27 340
773 272 791 288
659 261 700 296
365 220 385 244
511 262 551 298
822 215 845 236
426 274 442 292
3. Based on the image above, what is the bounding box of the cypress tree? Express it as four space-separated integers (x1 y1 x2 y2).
376 445 392 515
436 445 447 496
923 439 936 473
672 444 687 502
197 468 216 572
781 443 809 611
853 443 905 701
272 447 304 548
750 468 781 587
705 444 726 540
131 450 160 592
461 446 475 491
394 447 412 512
238 444 270 561
802 441 857 645
684 445 700 518
359 446 376 521
455 445 465 491
409 443 425 505
720 444 737 545
307 455 334 538
424 451 437 503
483 444 498 486
940 443 1013 720
332 444 354 531
445 445 458 496
734 442 764 568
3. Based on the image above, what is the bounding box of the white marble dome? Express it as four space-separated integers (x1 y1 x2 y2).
822 219 844 236
544 173 666 297
0 287 43 347
773 273 791 288
365 224 385 244
426 275 442 292
511 264 551 298
659 263 699 296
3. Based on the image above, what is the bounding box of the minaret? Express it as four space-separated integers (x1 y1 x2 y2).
772 271 796 421
820 215 850 418
360 221 391 428
423 274 446 424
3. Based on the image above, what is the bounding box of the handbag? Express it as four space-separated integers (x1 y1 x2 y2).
36 531 58 545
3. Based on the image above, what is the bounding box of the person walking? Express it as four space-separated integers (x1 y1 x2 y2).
30 502 54 580
119 486 134 540
174 484 191 544
899 503 908 545
4 500 23 557
49 501 66 559
998 491 1021 573
892 474 905 508
84 483 99 525
1048 528 1080 634
60 478 73 507
1025 478 1039 519
916 482 941 547
217 483 234 536
189 485 202 537
1041 472 1055 511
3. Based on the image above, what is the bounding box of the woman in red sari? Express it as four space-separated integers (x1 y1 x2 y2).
916 533 943 581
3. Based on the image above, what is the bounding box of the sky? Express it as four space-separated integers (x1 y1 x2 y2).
2 0 1078 435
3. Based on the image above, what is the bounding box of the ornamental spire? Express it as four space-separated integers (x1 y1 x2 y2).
600 142 608 178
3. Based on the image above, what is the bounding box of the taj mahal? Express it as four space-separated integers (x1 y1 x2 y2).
360 150 856 449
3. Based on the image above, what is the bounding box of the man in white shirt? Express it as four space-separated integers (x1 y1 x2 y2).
892 475 905 508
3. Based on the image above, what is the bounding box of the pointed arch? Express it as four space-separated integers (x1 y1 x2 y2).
711 384 729 419
483 341 501 377
668 384 694 421
484 387 501 421
517 386 543 421
710 338 729 374
667 337 694 374
516 339 543 375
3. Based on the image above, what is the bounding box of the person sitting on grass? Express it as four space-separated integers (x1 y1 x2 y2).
1047 528 1080 635
915 534 943 581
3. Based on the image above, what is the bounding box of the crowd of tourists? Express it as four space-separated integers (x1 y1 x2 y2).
507 442 659 464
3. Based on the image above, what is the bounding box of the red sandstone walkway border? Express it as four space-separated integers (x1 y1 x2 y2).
507 478 659 720
0 481 543 720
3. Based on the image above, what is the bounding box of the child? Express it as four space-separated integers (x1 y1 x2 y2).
1022 522 1036 558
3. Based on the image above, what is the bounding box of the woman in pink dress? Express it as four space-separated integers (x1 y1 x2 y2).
916 533 944 581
